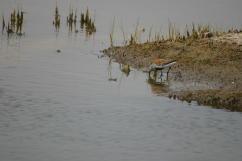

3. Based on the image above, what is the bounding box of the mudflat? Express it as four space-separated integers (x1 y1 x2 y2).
103 32 242 111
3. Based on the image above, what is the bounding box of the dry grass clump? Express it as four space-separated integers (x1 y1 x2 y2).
108 20 236 47
65 7 96 35
80 8 96 35
109 19 145 47
167 23 221 43
50 5 96 36
129 20 142 45
66 8 77 32
51 5 96 36
53 5 61 32
1 9 25 36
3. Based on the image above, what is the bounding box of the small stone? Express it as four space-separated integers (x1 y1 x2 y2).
56 49 61 53
108 78 117 82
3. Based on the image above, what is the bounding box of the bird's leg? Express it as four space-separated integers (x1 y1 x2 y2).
154 70 157 81
159 69 163 78
167 67 171 80
160 71 163 82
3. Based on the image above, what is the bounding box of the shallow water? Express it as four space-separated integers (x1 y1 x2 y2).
0 0 242 161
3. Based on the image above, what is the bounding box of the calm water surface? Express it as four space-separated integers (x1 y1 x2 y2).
0 0 242 161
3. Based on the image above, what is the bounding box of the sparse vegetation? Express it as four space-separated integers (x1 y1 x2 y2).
120 24 128 45
80 8 96 35
65 7 96 35
1 9 25 36
2 15 5 33
129 20 141 45
66 8 75 32
108 20 239 47
109 18 115 47
53 5 61 32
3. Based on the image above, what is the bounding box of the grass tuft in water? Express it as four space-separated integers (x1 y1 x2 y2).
80 8 96 35
67 8 74 31
53 5 61 32
2 9 25 37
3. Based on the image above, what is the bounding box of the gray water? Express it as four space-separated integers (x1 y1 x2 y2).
0 0 242 161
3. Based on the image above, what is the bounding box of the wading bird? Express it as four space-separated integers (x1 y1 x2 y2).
148 59 176 81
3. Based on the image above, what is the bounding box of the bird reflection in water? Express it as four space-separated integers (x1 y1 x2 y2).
147 78 169 95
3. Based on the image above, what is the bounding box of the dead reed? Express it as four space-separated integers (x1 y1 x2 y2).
66 8 75 31
1 9 25 36
80 8 96 35
109 18 115 47
2 15 5 33
65 7 96 35
53 5 61 32
110 22 227 47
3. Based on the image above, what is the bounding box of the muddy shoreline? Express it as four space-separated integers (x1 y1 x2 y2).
102 33 242 111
